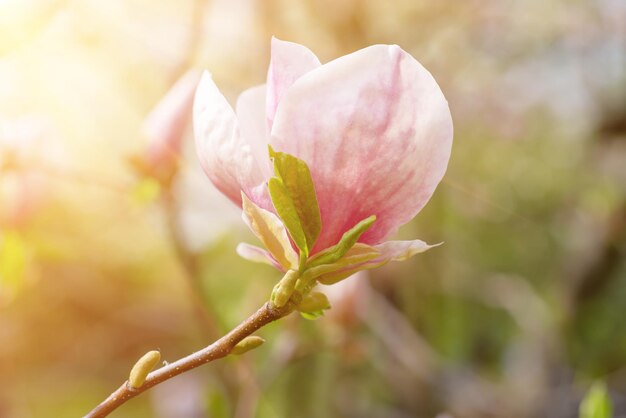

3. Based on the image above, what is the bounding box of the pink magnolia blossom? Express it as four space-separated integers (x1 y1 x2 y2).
194 38 452 271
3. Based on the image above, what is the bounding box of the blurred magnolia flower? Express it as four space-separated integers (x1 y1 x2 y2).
129 70 242 251
132 69 201 184
194 38 452 288
126 69 242 252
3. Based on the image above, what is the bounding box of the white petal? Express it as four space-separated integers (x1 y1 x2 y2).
193 71 263 205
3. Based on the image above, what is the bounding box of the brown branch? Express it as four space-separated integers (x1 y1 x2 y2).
84 301 296 418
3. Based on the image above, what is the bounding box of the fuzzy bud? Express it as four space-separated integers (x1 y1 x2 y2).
272 269 299 308
128 350 161 389
231 336 265 355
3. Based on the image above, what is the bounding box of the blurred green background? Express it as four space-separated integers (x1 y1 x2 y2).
0 0 625 417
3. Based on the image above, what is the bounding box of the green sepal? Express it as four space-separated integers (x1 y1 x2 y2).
297 292 330 321
297 291 331 313
307 215 376 268
268 146 321 256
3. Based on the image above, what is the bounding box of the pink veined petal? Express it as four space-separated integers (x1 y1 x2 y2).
266 37 321 131
236 84 272 180
270 44 453 253
193 71 264 206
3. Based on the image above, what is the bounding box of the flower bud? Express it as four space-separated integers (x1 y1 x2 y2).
231 336 265 355
128 350 161 389
272 269 299 308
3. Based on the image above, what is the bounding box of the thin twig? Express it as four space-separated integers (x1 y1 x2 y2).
84 301 296 418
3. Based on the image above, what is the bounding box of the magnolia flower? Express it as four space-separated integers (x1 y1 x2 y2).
193 38 452 296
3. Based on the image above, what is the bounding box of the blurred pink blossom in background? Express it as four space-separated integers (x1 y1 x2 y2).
0 115 64 228
137 69 201 182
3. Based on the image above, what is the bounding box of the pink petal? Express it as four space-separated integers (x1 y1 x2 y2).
236 84 272 180
236 243 284 271
266 37 321 130
270 45 453 253
372 239 440 261
193 71 264 206
143 69 200 171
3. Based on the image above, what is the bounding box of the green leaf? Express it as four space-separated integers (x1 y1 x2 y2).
580 381 613 418
268 177 309 258
268 146 321 251
304 243 380 279
317 260 387 285
307 215 376 268
300 310 325 320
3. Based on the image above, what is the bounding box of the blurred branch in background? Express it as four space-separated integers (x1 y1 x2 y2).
572 200 626 309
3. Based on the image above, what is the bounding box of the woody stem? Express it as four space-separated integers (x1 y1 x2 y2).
83 300 297 418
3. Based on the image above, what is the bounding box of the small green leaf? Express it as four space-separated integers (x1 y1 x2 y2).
300 310 325 320
304 243 380 279
580 381 613 418
307 215 376 268
317 260 387 285
268 146 321 251
268 178 309 258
